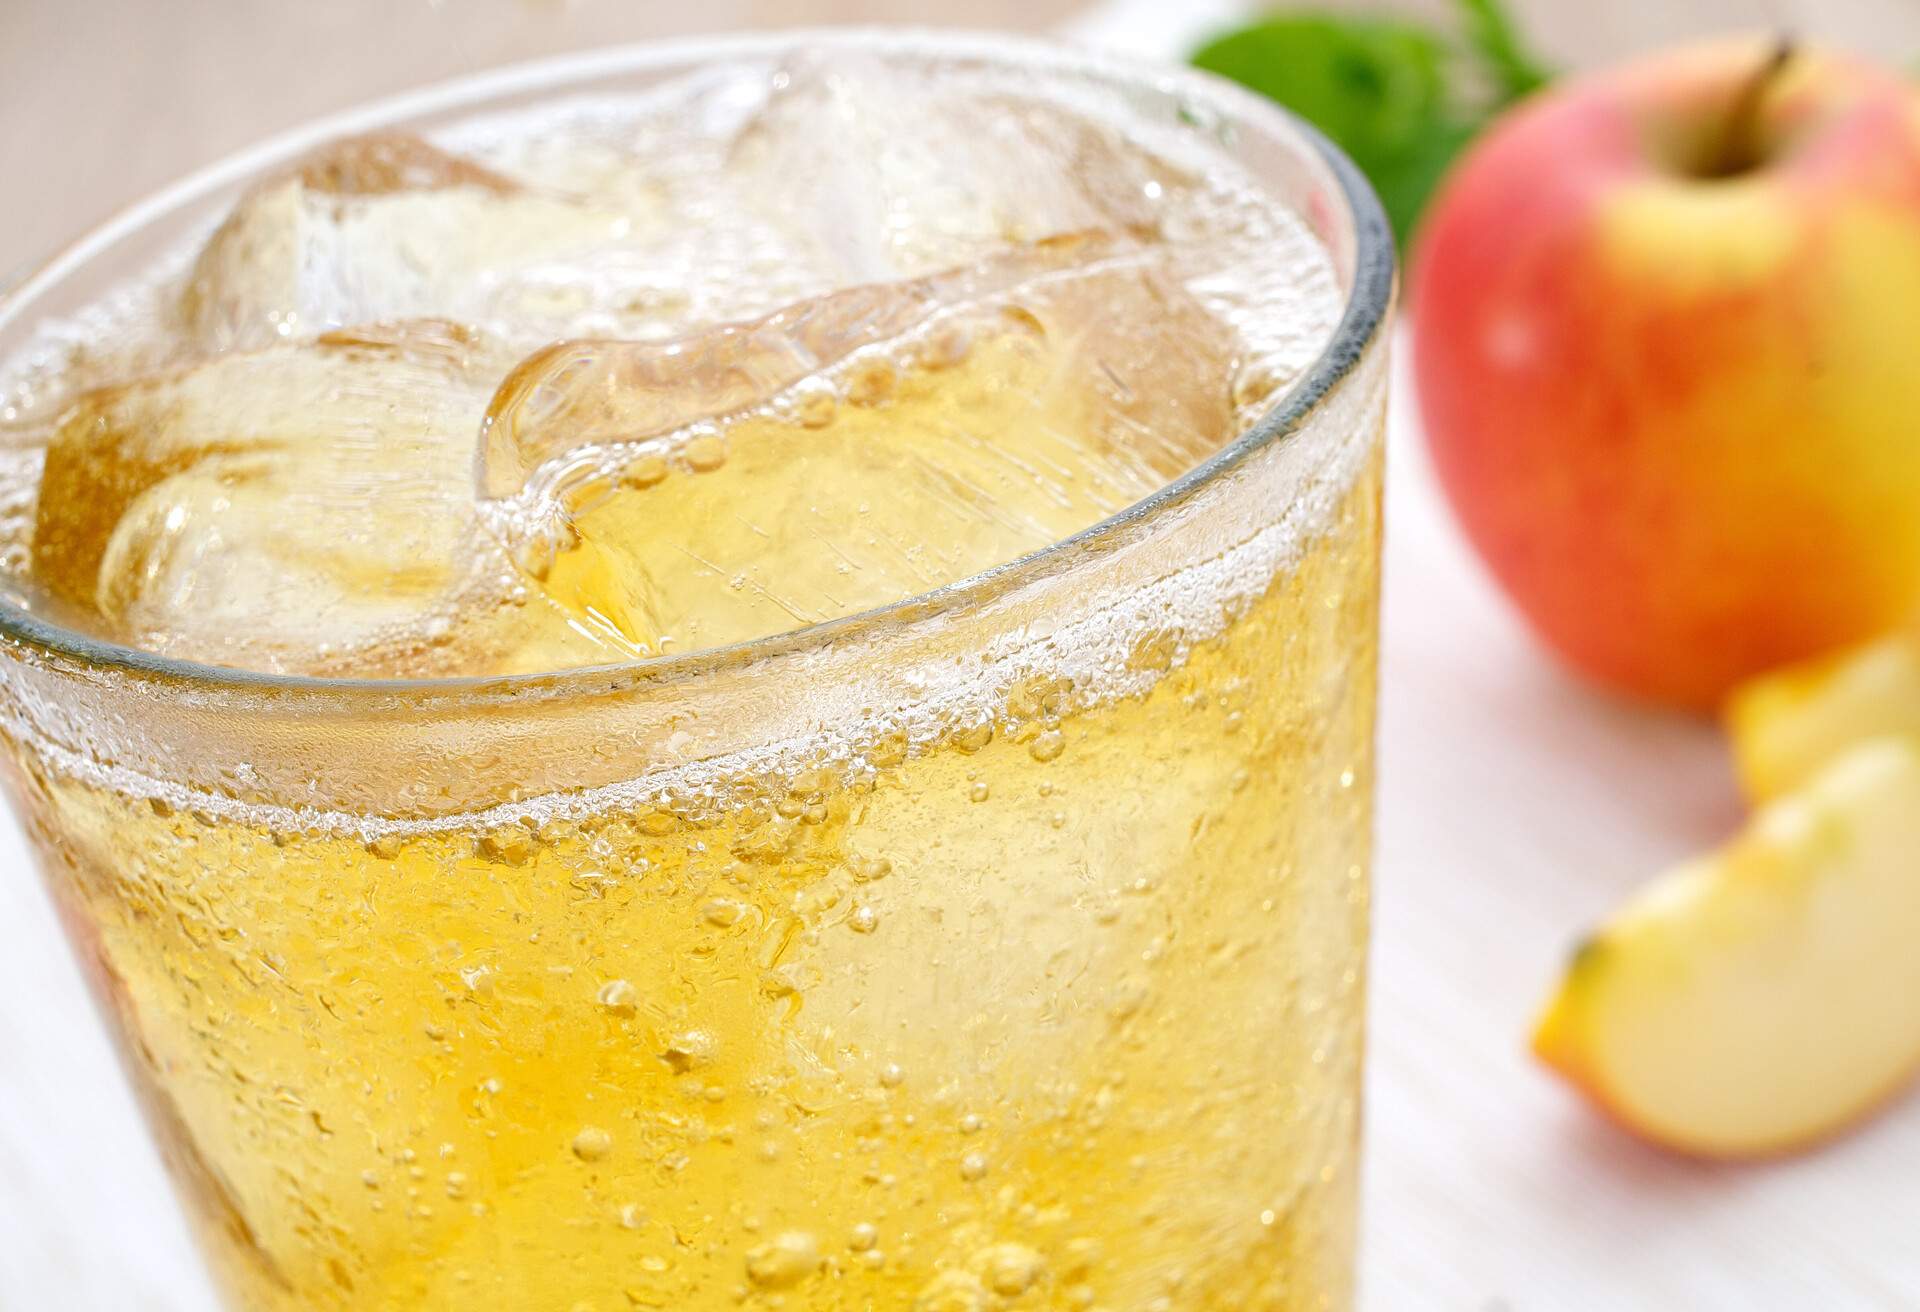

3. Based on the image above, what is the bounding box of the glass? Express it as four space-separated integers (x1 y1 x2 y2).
0 30 1391 1312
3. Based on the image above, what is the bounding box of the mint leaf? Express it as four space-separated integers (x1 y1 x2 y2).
1457 0 1552 104
1194 15 1467 245
1192 0 1553 249
1363 114 1480 243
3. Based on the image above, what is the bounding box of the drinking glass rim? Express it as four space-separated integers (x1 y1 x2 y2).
0 25 1393 704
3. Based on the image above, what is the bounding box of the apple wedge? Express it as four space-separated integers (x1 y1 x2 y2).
1727 633 1920 801
1533 737 1920 1158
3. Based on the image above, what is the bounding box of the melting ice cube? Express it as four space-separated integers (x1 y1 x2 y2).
179 133 661 354
475 231 1240 657
33 322 537 673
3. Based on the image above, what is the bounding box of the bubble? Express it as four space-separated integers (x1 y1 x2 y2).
744 1230 821 1288
619 454 670 489
845 358 896 407
1028 730 1066 763
364 833 405 860
950 724 993 755
791 385 838 428
702 899 746 927
619 1203 648 1230
968 782 990 803
958 1113 984 1135
662 1030 716 1073
479 826 534 865
879 1063 905 1088
978 1242 1044 1296
848 854 892 883
571 1126 614 1162
914 1270 989 1312
849 1221 879 1252
682 432 729 473
915 322 972 370
959 1151 989 1181
597 979 638 1013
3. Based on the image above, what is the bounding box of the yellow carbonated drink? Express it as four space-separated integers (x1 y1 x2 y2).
0 34 1390 1312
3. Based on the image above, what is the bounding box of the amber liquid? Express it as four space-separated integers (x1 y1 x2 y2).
13 443 1377 1311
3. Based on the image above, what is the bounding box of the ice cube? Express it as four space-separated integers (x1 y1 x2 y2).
95 464 474 674
180 133 660 353
479 231 1239 656
283 132 518 197
725 55 1192 282
33 322 525 672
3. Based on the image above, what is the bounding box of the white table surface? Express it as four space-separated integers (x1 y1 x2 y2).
4 8 1919 1309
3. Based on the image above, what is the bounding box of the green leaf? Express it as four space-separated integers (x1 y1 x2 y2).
1193 15 1473 245
1362 114 1480 243
1192 0 1555 249
1455 0 1552 104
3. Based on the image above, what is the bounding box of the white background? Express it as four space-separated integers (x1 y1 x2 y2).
3 4 1918 1308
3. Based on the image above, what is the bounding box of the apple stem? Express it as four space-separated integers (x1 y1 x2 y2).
1704 35 1796 178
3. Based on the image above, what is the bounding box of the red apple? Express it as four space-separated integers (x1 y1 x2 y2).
1412 37 1920 711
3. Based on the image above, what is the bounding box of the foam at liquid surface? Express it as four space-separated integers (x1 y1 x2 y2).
0 53 1345 682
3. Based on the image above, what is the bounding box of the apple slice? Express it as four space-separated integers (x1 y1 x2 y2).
1533 737 1920 1158
1727 633 1920 801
